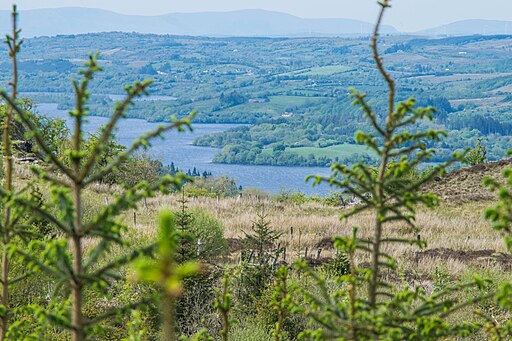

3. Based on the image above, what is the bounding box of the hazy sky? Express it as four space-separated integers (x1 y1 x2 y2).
1 0 512 32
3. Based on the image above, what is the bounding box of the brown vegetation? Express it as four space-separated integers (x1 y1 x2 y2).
425 158 512 202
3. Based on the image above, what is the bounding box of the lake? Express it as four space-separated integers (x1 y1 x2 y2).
37 103 334 195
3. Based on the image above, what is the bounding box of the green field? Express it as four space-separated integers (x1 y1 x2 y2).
287 144 371 158
278 64 354 77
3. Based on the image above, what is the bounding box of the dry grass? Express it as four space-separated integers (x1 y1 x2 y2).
13 159 511 283
115 187 509 280
425 159 512 202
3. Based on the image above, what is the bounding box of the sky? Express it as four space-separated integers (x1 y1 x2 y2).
1 0 512 32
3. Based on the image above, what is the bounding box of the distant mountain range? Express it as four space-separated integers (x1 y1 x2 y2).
418 19 512 36
1 8 397 37
0 8 511 38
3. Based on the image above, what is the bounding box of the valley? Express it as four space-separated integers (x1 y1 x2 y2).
1 32 511 174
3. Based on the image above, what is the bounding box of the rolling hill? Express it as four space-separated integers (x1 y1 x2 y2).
0 8 397 38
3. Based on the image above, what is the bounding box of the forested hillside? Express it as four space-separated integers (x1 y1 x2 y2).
1 32 512 166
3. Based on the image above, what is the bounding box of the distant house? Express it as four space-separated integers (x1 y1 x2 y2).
282 111 294 117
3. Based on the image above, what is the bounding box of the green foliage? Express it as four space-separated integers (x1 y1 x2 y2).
28 110 71 161
122 310 148 341
432 266 455 292
3 18 512 166
175 190 195 263
136 211 199 296
215 273 233 341
270 266 293 341
463 137 487 166
0 7 41 338
83 130 125 176
243 208 282 265
176 270 221 337
135 211 200 341
219 91 247 107
229 322 273 341
115 152 163 187
323 251 350 278
251 269 307 341
0 26 196 338
299 2 489 339
173 189 227 262
4 4 512 341
189 208 228 259
232 209 284 326
482 153 512 338
276 190 308 205
185 176 239 198
321 191 346 206
485 168 512 253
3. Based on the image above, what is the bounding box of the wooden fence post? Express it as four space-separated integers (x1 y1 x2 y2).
247 249 254 263
298 228 302 256
316 248 322 259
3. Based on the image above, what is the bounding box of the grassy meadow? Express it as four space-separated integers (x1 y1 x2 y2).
91 168 511 338
35 155 508 332
7 117 512 339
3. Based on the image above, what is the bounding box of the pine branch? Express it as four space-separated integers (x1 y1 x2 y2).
84 115 194 185
79 79 152 183
0 93 74 179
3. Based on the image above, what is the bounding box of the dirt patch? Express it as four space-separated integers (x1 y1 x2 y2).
304 256 333 267
315 237 334 249
424 159 512 203
226 238 244 253
414 248 512 270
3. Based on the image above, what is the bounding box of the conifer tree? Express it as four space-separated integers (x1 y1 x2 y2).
301 1 490 339
175 188 195 262
243 207 281 265
463 137 487 166
0 7 39 338
0 15 195 338
135 211 199 341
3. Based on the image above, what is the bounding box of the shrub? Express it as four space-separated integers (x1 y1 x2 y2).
230 321 274 341
186 176 239 198
189 208 228 259
463 137 487 166
276 190 308 205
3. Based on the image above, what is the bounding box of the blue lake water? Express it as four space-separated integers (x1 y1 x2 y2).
37 103 333 195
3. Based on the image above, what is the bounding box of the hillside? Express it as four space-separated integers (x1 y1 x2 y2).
425 159 512 202
0 8 397 38
4 32 512 168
